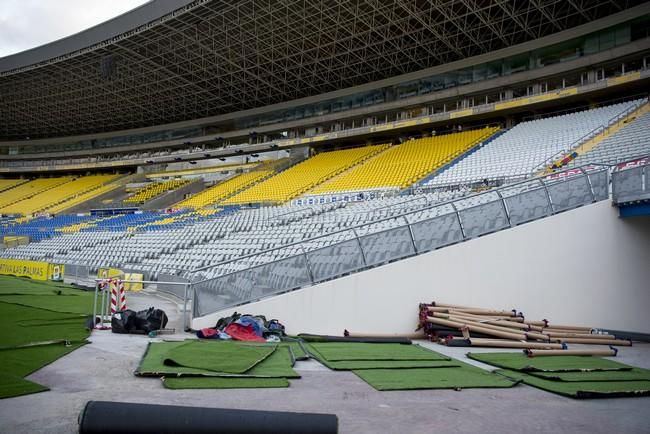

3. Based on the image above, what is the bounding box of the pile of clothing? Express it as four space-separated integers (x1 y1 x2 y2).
197 312 285 342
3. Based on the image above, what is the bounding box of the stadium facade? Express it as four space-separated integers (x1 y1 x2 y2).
0 1 649 334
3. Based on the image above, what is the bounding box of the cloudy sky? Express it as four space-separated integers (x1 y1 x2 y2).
0 0 150 58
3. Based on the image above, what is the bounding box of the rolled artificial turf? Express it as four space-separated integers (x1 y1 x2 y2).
307 342 450 362
467 352 632 372
162 377 290 389
495 369 650 398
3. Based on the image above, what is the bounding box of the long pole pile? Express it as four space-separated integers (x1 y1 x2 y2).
418 302 632 352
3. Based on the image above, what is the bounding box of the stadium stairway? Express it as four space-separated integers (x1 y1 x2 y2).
542 100 650 173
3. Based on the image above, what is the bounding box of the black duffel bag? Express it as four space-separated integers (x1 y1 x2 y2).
134 307 169 333
111 310 137 334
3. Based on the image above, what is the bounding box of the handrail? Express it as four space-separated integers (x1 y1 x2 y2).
188 161 608 279
530 99 644 173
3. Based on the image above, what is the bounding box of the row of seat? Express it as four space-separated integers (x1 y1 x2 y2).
124 179 190 204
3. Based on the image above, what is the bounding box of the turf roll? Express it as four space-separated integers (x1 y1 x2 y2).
78 400 339 434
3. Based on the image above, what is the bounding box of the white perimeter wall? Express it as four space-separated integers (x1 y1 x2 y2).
193 200 650 334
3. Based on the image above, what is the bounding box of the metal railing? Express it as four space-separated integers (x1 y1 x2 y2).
612 157 650 204
190 163 610 318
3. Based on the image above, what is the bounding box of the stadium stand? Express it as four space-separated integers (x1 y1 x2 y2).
0 174 118 216
223 145 389 205
176 170 274 209
0 177 73 211
0 179 28 193
570 103 650 166
424 100 644 187
124 179 190 205
0 215 92 242
310 128 497 194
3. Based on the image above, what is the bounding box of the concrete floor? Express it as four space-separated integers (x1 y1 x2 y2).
1 290 649 434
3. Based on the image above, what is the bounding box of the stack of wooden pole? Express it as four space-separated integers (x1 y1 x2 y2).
418 302 632 351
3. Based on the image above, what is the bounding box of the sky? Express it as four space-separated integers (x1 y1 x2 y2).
0 0 151 58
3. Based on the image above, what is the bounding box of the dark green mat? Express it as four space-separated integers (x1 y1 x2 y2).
162 377 289 389
136 341 300 378
284 340 309 361
0 276 91 399
0 276 74 295
307 342 450 361
495 369 650 399
0 373 48 399
324 360 460 370
467 352 631 372
530 368 650 382
163 341 277 374
353 362 517 391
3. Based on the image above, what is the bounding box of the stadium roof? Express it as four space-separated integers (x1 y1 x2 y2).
0 0 647 140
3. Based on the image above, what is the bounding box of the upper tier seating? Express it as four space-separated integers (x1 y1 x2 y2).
424 100 643 187
570 107 650 167
310 127 497 194
0 179 28 193
124 179 190 204
176 170 274 209
0 174 117 216
223 145 388 205
0 178 73 210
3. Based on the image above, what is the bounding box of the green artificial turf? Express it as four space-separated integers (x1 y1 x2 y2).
284 340 309 361
353 363 517 391
495 369 650 398
0 293 95 315
136 341 300 378
0 373 48 399
162 376 289 389
529 368 650 382
467 352 631 372
0 276 91 399
1 343 86 379
163 341 277 374
307 342 450 362
0 276 73 294
317 359 460 371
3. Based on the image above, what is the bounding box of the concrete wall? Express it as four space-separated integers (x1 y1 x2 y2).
193 200 650 334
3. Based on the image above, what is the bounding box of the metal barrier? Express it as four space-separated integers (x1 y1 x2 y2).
612 159 649 204
63 263 91 282
93 278 192 331
190 165 610 317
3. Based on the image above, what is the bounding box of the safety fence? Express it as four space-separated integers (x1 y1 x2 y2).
190 164 610 318
612 158 650 204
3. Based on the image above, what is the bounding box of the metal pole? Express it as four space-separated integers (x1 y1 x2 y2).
92 281 100 328
350 228 367 267
183 283 189 332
